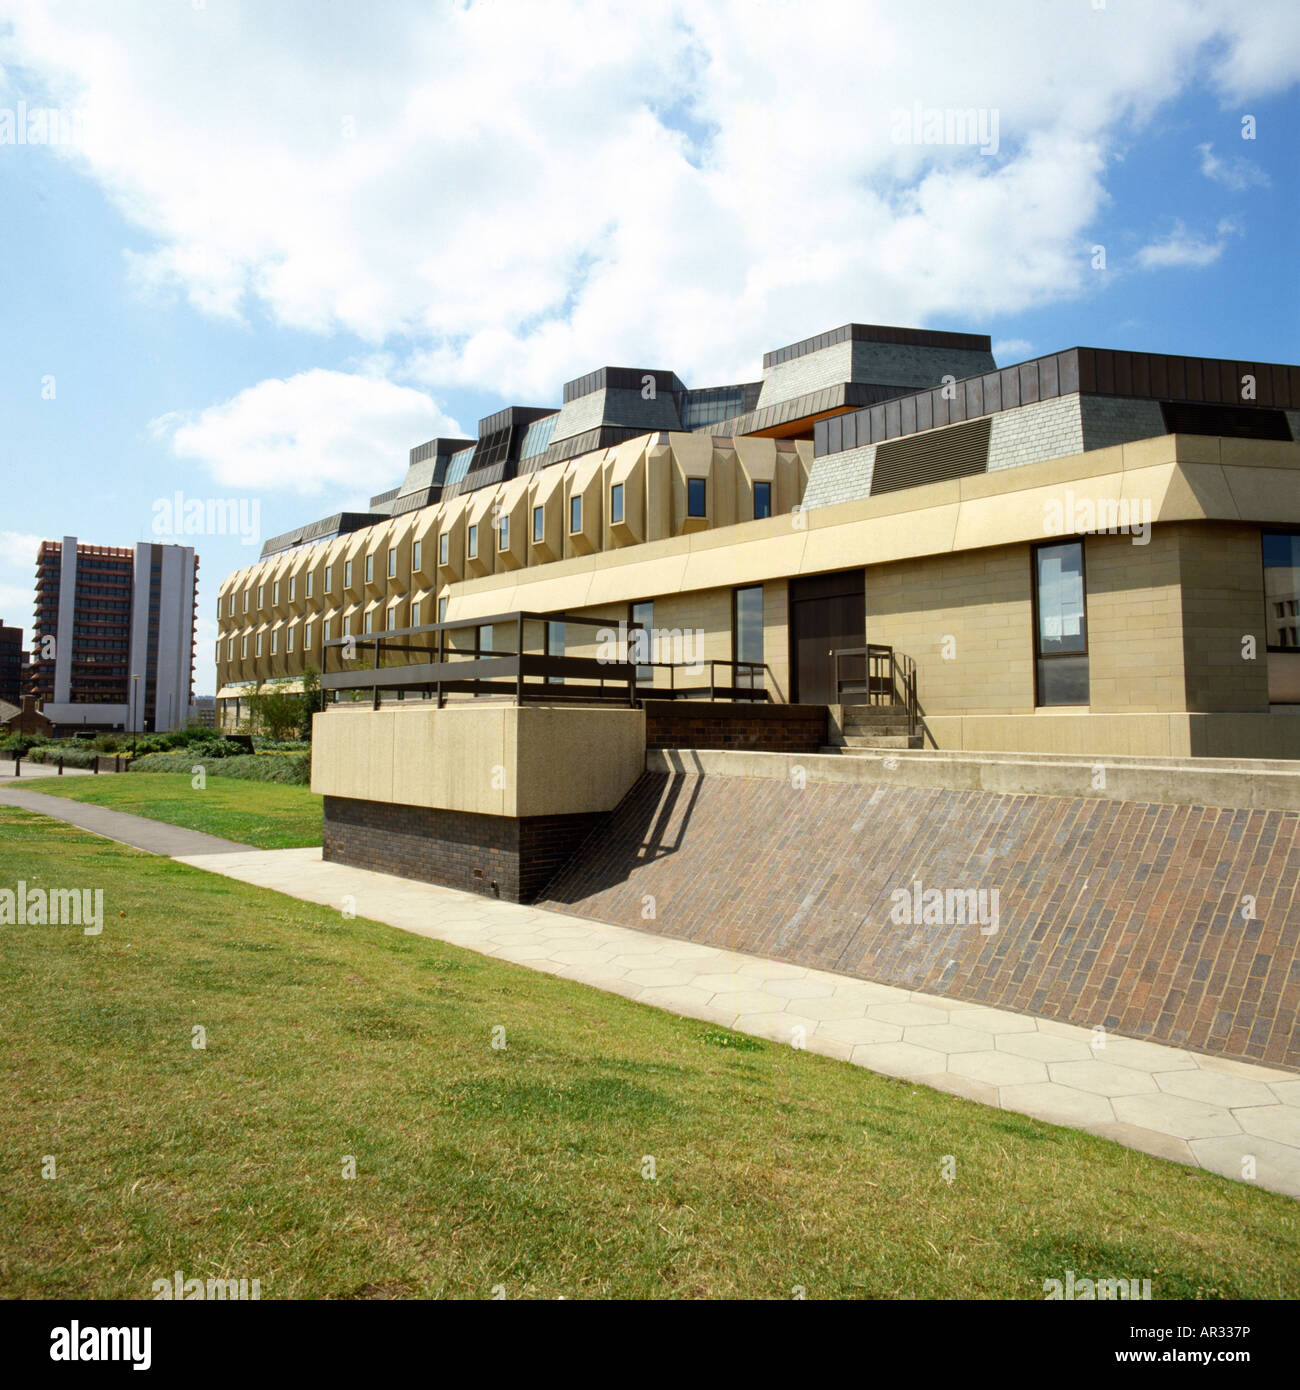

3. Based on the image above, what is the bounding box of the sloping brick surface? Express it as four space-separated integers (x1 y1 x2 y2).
540 772 1300 1069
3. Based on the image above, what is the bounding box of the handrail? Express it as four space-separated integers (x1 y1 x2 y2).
831 643 919 738
319 610 770 707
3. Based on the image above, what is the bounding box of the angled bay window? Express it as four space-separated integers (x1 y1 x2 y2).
1033 541 1088 706
532 505 544 544
687 477 707 518
754 481 771 520
467 524 478 560
570 495 582 534
610 482 624 525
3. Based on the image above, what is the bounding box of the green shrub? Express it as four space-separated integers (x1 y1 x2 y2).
26 745 101 769
129 751 310 785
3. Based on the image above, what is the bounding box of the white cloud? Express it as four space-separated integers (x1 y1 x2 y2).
1135 219 1237 270
1197 142 1270 190
2 0 1298 398
992 339 1035 363
0 531 42 568
151 370 460 497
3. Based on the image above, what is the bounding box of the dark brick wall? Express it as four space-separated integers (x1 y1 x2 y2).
643 700 827 753
541 772 1300 1071
323 795 604 903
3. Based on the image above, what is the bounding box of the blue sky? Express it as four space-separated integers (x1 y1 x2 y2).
1 0 1297 696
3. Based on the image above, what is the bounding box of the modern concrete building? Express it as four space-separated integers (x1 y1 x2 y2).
31 537 199 734
0 618 23 708
215 323 1300 760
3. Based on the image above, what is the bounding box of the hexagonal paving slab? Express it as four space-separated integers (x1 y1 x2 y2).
814 1016 905 1046
996 1031 1095 1063
903 1024 997 1054
1111 1093 1241 1140
850 1041 949 1078
1156 1069 1278 1110
948 1051 1049 1088
1048 1059 1160 1097
767 976 837 1000
1231 1105 1300 1148
867 1001 954 1028
944 1008 1038 1035
998 1082 1116 1127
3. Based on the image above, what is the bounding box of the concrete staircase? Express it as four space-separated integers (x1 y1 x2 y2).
832 702 921 751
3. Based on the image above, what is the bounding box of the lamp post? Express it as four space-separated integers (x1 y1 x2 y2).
131 674 140 755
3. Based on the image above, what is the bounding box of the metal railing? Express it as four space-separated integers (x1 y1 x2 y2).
320 610 769 708
831 643 919 737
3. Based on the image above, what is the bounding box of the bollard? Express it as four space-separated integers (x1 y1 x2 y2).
12 754 19 777
58 757 64 775
93 757 100 774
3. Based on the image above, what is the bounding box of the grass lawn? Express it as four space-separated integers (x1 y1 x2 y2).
1 772 321 849
1 805 1297 1300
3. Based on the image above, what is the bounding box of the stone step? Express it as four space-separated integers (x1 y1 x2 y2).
845 721 911 735
839 734 922 749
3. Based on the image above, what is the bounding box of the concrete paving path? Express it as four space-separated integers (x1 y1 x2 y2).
173 846 1300 1200
0 758 93 780
5 786 1297 1198
0 785 251 856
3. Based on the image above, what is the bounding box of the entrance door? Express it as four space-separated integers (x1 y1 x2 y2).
789 570 866 705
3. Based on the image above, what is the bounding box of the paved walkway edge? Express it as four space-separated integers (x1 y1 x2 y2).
173 846 1300 1202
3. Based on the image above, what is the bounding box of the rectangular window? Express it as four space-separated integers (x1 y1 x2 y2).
271 631 278 654
410 602 420 628
324 565 332 592
478 624 493 654
243 590 249 613
412 540 422 571
388 549 396 578
610 482 624 524
255 634 262 657
439 533 449 565
343 616 351 637
533 505 544 543
344 560 353 587
630 600 653 684
733 586 764 689
498 515 509 550
1033 541 1089 706
363 612 373 635
288 576 296 602
546 620 565 685
387 607 398 631
467 524 478 559
241 636 248 658
304 623 312 650
438 597 448 623
273 581 280 605
287 626 294 653
257 584 265 607
1263 531 1300 703
306 572 314 598
687 477 707 518
754 481 772 520
228 638 235 659
570 495 582 534
323 620 332 642
365 554 374 583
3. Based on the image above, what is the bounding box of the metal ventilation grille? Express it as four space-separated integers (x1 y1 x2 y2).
869 416 992 496
1160 401 1292 441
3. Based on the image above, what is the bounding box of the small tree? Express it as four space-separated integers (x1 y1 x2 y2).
300 664 324 743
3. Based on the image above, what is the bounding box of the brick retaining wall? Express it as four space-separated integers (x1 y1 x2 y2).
323 795 603 903
643 700 827 753
540 772 1300 1070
